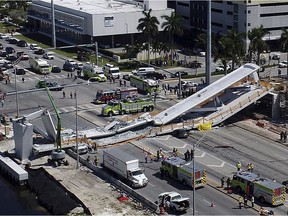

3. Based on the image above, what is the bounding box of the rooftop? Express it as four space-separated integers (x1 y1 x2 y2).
36 0 144 15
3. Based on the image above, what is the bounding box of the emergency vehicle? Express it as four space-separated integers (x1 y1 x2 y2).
130 75 160 95
29 57 51 74
231 171 286 206
93 87 138 104
160 157 206 188
101 97 155 116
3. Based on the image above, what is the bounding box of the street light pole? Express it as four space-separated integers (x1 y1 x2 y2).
192 131 210 215
178 72 182 99
14 68 19 117
75 90 79 169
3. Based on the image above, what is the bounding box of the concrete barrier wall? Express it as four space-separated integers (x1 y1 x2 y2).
66 150 158 212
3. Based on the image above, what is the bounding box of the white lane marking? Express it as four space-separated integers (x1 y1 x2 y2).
207 161 225 168
195 152 206 158
203 199 212 206
274 154 286 160
148 182 154 187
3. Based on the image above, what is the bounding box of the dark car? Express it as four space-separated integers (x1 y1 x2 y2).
172 128 189 138
190 61 202 68
6 54 17 62
51 65 61 73
0 43 3 49
5 47 15 54
15 68 26 75
8 38 19 44
144 72 167 80
63 63 75 72
34 48 45 55
170 71 188 78
17 40 28 47
0 50 8 57
36 80 64 91
282 180 288 188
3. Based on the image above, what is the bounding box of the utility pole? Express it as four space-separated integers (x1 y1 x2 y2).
95 41 98 66
75 90 79 169
206 0 211 85
51 0 56 48
192 131 210 215
178 72 182 99
14 68 19 117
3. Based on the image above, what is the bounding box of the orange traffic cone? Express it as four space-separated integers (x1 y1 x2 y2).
210 201 215 207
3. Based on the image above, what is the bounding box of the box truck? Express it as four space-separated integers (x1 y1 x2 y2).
103 148 148 188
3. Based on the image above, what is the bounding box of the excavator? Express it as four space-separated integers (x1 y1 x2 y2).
45 87 68 166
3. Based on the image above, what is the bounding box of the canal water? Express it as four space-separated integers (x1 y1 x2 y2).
0 174 48 215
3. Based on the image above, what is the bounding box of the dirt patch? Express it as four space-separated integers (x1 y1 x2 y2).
31 155 152 216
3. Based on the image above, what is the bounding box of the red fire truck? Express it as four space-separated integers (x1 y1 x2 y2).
93 87 138 104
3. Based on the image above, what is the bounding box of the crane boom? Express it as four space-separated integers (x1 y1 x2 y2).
45 87 62 151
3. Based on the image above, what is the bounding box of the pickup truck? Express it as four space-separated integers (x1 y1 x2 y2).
158 191 190 213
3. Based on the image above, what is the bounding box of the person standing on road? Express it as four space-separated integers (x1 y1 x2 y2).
250 163 254 172
22 77 25 83
144 151 148 163
62 90 66 99
251 196 255 208
221 177 225 188
226 177 231 188
238 196 243 209
236 161 242 171
244 195 248 208
70 92 73 99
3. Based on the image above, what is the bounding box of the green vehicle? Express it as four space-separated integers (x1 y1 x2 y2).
101 98 155 116
231 171 286 206
129 75 160 95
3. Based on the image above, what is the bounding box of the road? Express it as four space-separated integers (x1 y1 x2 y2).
95 143 255 215
1 36 288 215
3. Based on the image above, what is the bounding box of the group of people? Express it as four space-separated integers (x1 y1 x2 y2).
280 131 287 143
236 161 254 172
184 149 194 162
238 195 254 209
119 79 127 87
220 176 231 188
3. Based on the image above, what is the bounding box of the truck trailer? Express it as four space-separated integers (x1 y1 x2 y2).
231 171 286 206
160 157 206 188
103 148 148 188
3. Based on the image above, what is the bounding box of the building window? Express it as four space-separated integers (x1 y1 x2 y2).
248 0 251 3
211 22 223 27
227 1 233 5
233 14 238 21
212 8 223 13
248 10 251 14
177 2 189 7
248 23 251 26
227 11 233 15
227 25 232 29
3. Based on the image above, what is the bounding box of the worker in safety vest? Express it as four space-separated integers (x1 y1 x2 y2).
236 161 242 171
238 196 243 209
247 163 251 172
250 163 254 172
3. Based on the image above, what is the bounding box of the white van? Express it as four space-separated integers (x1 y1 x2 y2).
102 63 121 79
73 145 88 155
132 67 155 76
83 62 107 82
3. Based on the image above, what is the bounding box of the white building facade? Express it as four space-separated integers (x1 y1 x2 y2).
28 0 174 46
173 0 288 50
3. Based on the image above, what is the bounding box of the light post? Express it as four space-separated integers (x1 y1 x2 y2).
194 39 199 75
14 68 19 117
75 90 79 169
192 131 210 215
268 32 271 65
178 71 182 99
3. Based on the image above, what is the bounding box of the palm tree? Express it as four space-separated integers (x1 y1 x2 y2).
161 12 183 65
280 28 288 75
248 25 269 66
137 9 159 65
214 36 233 75
226 28 246 70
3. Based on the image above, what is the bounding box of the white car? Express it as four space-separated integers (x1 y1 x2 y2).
278 61 288 68
65 59 77 66
216 65 230 72
30 43 40 50
43 52 55 60
158 192 190 212
75 62 83 70
199 51 206 57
